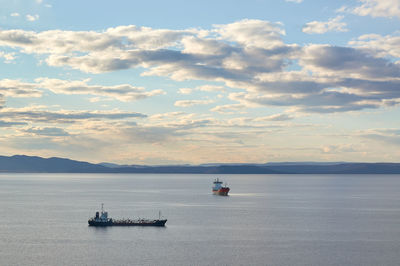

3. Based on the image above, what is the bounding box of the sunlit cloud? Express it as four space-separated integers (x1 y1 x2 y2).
0 17 400 164
0 52 16 63
174 99 215 107
352 0 400 19
349 33 400 58
26 14 39 22
211 104 247 114
302 16 348 34
0 78 164 102
2 20 398 114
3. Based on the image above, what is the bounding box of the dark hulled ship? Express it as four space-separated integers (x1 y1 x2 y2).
88 204 167 227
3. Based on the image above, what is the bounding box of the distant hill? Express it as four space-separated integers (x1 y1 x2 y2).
0 155 108 173
0 155 400 174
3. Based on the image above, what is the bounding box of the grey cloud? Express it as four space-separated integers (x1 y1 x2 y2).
299 103 380 113
301 45 400 79
1 21 400 114
230 90 382 113
24 127 70 136
0 109 147 123
36 78 164 102
0 120 27 127
0 30 36 45
0 78 163 102
361 129 400 146
256 114 294 121
0 79 42 98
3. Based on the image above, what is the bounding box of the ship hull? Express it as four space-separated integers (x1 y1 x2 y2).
212 187 230 196
88 219 167 227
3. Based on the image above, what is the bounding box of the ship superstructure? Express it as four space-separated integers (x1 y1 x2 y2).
88 204 167 227
212 178 230 196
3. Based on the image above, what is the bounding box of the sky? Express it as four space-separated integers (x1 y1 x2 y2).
0 0 399 165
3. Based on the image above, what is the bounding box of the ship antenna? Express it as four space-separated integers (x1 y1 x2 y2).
101 203 104 214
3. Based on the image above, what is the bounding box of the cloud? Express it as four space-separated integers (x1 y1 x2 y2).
300 45 400 79
0 106 147 124
196 85 226 92
211 104 247 114
349 33 400 58
0 52 16 63
302 16 348 34
213 19 286 48
0 79 42 97
10 13 20 17
0 120 27 127
351 0 400 19
174 99 214 107
178 84 225 95
24 127 70 136
285 0 303 3
149 112 186 120
360 128 400 146
0 20 399 114
229 89 383 114
178 88 193 94
26 14 39 22
0 78 163 102
254 114 294 121
36 78 164 102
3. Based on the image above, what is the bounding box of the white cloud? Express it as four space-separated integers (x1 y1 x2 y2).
0 78 164 102
213 19 286 48
197 85 225 92
178 88 193 94
0 79 42 97
10 13 20 17
349 33 400 58
174 99 215 107
0 20 399 114
211 104 247 114
0 51 15 63
178 85 225 95
36 78 165 102
26 14 39 22
352 0 400 19
302 16 348 34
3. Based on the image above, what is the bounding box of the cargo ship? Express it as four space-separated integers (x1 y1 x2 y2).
88 204 167 227
212 178 230 196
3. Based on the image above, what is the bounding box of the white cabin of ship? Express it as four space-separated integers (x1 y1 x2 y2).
213 178 223 190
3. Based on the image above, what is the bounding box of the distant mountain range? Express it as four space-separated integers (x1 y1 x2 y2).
1 155 400 174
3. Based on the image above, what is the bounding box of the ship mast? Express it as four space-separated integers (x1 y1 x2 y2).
101 203 104 214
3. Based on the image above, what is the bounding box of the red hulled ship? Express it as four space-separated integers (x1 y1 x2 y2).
212 178 230 196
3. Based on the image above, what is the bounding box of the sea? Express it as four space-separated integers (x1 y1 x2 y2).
0 173 400 266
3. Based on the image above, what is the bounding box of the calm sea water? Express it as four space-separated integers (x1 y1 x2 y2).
0 173 400 266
